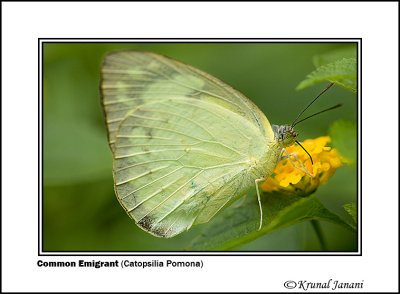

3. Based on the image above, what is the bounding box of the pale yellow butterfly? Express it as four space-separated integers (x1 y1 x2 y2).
100 51 330 238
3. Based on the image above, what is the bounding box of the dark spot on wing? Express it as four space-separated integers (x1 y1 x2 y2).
137 216 169 238
116 158 136 169
188 90 202 98
131 193 138 206
123 192 138 207
137 216 153 231
145 128 153 139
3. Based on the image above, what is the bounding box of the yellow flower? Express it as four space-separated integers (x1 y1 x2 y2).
261 136 344 196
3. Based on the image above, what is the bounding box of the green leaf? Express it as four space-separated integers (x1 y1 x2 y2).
297 58 357 93
328 120 357 163
185 192 356 251
343 203 357 224
313 45 357 67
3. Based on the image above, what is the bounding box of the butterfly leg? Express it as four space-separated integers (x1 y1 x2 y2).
255 178 264 231
281 148 314 178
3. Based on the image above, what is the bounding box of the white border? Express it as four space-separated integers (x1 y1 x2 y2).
2 2 398 292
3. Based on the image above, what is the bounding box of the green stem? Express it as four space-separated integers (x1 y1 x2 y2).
310 220 326 251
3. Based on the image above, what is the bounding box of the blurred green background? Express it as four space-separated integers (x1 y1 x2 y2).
43 42 357 251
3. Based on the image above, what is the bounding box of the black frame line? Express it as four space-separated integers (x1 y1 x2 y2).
39 38 361 256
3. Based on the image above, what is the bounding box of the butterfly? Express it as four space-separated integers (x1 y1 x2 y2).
100 51 335 238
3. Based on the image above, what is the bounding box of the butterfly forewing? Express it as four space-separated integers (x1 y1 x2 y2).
101 51 274 151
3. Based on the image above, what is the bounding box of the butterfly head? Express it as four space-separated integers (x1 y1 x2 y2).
272 125 298 147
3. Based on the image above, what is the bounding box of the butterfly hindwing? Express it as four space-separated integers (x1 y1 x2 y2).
114 98 260 237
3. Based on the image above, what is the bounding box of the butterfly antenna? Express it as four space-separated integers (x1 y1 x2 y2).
291 82 334 128
296 140 314 165
292 103 343 127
